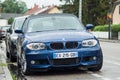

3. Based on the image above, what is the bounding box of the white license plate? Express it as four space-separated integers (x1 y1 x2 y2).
53 52 78 59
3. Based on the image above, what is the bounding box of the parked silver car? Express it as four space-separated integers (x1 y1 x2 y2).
6 16 29 62
0 26 10 43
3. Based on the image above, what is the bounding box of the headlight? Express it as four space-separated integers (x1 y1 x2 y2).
26 43 46 50
82 39 97 47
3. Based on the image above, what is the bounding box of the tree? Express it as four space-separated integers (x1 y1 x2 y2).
60 0 117 25
0 0 27 13
82 0 99 25
8 17 14 24
60 0 79 17
17 1 28 13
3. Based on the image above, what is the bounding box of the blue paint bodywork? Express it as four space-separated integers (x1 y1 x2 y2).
22 31 102 70
17 14 103 72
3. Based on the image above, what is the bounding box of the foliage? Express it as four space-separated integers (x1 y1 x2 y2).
0 0 28 13
111 24 120 32
94 24 120 32
95 0 111 25
8 17 14 24
60 0 117 25
94 25 108 31
60 0 79 17
11 72 16 80
82 0 100 25
0 63 6 66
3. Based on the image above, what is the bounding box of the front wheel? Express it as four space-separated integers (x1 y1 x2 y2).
88 62 103 71
21 52 29 75
17 55 21 68
88 57 103 71
10 54 16 62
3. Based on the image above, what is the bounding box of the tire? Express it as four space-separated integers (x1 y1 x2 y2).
16 55 22 78
10 54 16 62
88 56 103 71
21 51 29 75
17 55 21 68
0 40 2 43
9 43 17 62
6 51 16 62
6 51 9 58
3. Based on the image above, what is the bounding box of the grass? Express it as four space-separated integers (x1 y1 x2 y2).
0 63 6 66
11 72 16 80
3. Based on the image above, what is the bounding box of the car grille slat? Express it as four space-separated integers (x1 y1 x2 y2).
66 41 78 49
50 42 63 50
50 41 78 50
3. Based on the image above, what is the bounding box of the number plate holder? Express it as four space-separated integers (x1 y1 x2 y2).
53 52 78 59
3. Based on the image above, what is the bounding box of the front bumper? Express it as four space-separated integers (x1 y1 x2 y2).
25 47 103 71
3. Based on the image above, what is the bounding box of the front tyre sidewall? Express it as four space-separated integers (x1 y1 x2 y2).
21 52 29 75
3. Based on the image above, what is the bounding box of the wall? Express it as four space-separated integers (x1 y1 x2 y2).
0 19 8 26
0 13 22 19
48 7 61 13
91 32 109 39
113 4 120 24
92 31 120 40
118 32 120 40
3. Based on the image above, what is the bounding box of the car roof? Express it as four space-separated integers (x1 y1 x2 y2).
27 13 76 19
14 15 30 20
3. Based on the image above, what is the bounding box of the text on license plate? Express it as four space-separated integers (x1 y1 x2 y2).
53 52 78 59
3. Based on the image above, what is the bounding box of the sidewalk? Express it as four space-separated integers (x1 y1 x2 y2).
0 41 13 80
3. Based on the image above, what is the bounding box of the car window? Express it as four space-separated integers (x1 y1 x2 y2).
27 16 84 32
14 18 25 30
2 26 10 31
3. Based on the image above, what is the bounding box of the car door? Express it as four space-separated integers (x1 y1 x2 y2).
16 18 27 58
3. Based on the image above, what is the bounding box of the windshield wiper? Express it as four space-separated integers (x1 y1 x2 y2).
32 30 55 32
56 29 78 30
31 31 43 33
30 29 78 33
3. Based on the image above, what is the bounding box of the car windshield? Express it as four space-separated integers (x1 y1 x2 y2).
27 16 85 32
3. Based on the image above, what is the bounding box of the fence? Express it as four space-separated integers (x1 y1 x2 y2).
91 31 109 39
91 31 120 40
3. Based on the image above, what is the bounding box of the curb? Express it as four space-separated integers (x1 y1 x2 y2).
0 41 13 80
99 39 120 43
2 57 13 80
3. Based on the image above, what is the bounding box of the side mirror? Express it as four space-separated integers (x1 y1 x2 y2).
15 30 23 34
86 24 94 30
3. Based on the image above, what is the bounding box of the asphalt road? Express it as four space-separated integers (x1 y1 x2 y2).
3 41 120 80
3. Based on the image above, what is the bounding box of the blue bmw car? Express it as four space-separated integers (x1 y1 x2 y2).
16 14 103 75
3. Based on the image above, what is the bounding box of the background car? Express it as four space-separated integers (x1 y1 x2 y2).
2 25 10 38
0 26 6 39
16 14 103 75
0 25 10 43
0 26 5 42
6 16 28 62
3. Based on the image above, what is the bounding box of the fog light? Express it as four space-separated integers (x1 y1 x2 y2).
31 60 35 64
93 56 97 60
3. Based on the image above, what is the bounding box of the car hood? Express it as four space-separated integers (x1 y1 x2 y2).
25 30 95 42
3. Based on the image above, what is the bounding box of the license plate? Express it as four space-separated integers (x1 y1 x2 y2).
53 52 78 59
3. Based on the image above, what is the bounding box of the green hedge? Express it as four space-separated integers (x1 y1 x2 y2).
94 24 120 32
8 17 14 25
94 25 108 31
111 24 120 32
